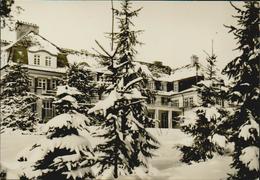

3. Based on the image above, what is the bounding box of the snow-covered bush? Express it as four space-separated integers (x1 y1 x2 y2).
18 111 95 180
0 63 38 132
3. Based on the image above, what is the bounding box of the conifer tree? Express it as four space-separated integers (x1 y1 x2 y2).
54 85 82 115
0 63 38 131
0 0 14 28
179 52 228 163
18 111 95 180
89 0 159 178
67 63 96 112
222 2 259 179
18 84 95 179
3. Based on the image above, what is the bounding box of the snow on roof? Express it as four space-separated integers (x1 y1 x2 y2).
171 65 204 81
56 85 82 96
152 63 205 82
24 64 67 73
153 73 172 82
85 66 113 75
179 87 197 93
0 50 9 69
26 32 60 55
67 54 100 68
2 31 60 55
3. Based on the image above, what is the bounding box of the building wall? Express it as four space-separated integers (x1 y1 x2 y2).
28 51 57 69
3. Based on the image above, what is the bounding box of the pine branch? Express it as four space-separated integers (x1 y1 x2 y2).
95 40 112 58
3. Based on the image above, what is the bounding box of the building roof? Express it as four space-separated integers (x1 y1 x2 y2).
66 53 101 68
2 31 61 55
24 64 66 74
149 62 205 82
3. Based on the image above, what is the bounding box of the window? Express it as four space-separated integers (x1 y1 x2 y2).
172 99 179 107
45 56 51 66
34 54 40 65
216 98 223 107
37 78 46 90
31 102 37 112
161 97 170 105
29 78 33 87
52 79 56 90
38 79 42 87
149 81 154 90
174 81 179 92
42 100 54 121
189 97 194 107
42 79 46 90
155 81 161 90
184 97 194 108
161 82 167 91
184 98 189 107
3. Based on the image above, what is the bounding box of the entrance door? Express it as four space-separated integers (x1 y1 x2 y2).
42 100 54 122
160 111 168 128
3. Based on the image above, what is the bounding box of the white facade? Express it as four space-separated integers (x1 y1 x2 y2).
28 51 57 69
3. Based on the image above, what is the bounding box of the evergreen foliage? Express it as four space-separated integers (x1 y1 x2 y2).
0 63 38 131
67 63 96 113
222 2 259 179
18 111 95 180
0 0 14 18
179 52 228 163
53 85 82 115
90 0 159 178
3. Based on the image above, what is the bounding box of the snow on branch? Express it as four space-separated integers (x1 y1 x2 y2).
239 146 259 171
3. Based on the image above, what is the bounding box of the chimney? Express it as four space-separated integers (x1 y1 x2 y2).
190 55 199 67
15 21 39 40
153 61 163 66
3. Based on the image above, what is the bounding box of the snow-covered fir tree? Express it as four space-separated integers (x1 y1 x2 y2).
179 52 229 164
18 84 95 179
54 85 82 115
67 63 96 113
89 0 159 178
0 62 38 132
222 2 259 179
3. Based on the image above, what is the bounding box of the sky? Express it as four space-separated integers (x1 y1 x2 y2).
1 0 243 69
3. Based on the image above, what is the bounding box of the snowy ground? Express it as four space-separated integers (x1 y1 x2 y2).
1 128 234 180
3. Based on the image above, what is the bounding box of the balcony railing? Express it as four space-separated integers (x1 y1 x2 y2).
148 102 179 108
34 87 56 96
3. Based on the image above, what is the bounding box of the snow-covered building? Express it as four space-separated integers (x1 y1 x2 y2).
1 22 65 122
0 21 68 121
144 56 205 128
0 21 112 122
1 21 216 128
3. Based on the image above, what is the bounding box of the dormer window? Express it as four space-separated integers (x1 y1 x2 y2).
34 54 40 65
45 56 51 66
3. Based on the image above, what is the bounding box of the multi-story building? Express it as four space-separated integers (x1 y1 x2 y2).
0 21 110 122
1 21 207 127
140 56 204 128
